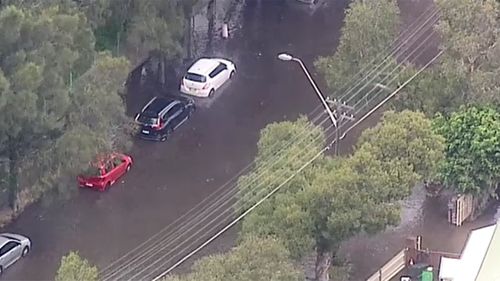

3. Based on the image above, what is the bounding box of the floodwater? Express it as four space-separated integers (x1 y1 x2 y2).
343 186 499 280
2 0 497 280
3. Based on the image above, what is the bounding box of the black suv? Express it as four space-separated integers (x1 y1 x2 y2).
135 96 195 141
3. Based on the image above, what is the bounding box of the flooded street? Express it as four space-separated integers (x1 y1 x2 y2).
1 0 497 280
2 1 347 280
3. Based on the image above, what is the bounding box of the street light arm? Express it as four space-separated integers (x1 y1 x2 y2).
292 58 337 127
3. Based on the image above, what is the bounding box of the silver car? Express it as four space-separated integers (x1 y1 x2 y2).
0 233 31 275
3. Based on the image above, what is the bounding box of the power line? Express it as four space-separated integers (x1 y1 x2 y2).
348 26 438 108
150 143 330 281
340 9 439 104
98 107 325 277
140 87 382 281
100 111 329 281
103 114 333 281
141 43 443 280
102 44 434 279
331 24 439 154
104 48 435 281
99 7 441 280
103 59 400 279
102 64 397 280
336 5 440 101
133 123 336 281
122 40 434 278
149 49 444 281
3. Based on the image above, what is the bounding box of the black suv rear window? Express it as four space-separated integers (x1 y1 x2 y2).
185 72 206 83
137 111 159 125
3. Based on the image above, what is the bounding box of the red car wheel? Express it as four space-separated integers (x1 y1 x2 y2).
103 182 111 192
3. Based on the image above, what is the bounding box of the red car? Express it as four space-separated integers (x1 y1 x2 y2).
77 153 133 191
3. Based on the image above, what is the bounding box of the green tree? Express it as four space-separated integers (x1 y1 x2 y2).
0 4 131 208
433 106 500 195
48 53 132 196
356 110 445 183
4 0 194 60
315 0 400 100
55 251 99 281
390 63 467 116
91 0 135 53
1 0 111 28
74 0 111 28
394 0 500 115
0 4 95 207
436 0 500 106
239 111 444 281
163 236 303 281
125 0 184 62
68 52 131 141
237 117 325 211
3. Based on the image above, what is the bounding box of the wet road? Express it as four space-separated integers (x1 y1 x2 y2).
2 1 348 280
4 1 498 280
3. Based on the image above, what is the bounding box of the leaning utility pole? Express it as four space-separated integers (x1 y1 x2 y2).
327 98 355 155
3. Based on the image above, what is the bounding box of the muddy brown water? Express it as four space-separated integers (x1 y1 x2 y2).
2 1 497 280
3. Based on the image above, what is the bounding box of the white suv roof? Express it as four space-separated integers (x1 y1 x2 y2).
187 58 220 76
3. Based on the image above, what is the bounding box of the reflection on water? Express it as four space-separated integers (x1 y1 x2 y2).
396 183 426 230
342 185 500 280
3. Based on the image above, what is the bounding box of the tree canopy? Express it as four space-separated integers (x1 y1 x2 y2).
238 111 444 281
163 236 303 281
315 0 400 100
390 64 466 116
436 0 500 106
55 251 99 281
1 0 201 62
0 4 130 208
237 116 325 211
394 0 500 115
124 0 185 61
433 106 500 195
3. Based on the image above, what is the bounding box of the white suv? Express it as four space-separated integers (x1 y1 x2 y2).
180 58 236 98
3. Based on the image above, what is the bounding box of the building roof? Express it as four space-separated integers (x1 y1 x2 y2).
475 221 500 281
439 221 500 281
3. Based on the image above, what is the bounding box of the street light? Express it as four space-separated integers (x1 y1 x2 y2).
277 53 293 61
277 52 337 128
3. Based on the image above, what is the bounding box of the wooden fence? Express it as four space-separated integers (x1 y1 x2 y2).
448 194 474 226
366 249 406 281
